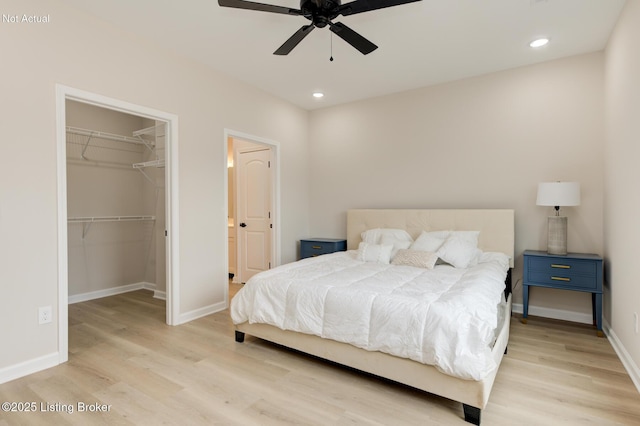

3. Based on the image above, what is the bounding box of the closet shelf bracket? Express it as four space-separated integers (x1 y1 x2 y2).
133 160 165 185
133 125 164 155
81 133 93 160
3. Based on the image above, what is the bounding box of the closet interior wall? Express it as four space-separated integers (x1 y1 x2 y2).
66 100 166 301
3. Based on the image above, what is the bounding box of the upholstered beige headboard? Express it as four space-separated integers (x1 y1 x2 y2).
347 209 515 268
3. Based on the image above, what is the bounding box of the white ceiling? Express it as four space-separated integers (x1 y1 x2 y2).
61 0 626 110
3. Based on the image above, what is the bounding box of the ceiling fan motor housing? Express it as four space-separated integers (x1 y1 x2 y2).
301 0 342 27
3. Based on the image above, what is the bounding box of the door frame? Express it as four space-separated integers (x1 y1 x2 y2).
56 85 181 363
224 129 280 296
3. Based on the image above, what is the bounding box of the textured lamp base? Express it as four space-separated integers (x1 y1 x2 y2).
547 216 568 255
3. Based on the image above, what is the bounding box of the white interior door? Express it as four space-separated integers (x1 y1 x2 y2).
236 147 272 282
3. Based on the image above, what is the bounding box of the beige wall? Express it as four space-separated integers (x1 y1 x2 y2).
308 52 605 317
604 0 640 380
0 0 309 374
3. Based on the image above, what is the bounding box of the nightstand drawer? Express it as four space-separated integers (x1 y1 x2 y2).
525 255 598 290
300 238 347 259
528 257 596 276
527 271 597 290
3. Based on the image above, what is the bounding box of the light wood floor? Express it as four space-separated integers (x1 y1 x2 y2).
1 287 639 425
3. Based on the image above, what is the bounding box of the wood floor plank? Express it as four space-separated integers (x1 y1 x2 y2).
1 290 639 425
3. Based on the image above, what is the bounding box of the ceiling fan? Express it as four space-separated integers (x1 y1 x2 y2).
218 0 422 55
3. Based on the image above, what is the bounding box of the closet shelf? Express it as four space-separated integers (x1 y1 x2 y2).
133 124 164 138
68 216 155 238
66 126 155 147
132 124 165 185
68 216 156 223
67 125 164 185
67 216 156 240
133 159 165 169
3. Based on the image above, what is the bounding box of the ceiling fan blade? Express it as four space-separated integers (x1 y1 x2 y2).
274 25 315 55
329 22 377 55
218 0 302 16
338 0 421 16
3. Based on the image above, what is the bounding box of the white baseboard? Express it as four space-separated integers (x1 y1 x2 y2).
603 320 640 394
512 303 593 324
176 301 227 325
68 282 157 304
153 290 166 300
0 352 59 385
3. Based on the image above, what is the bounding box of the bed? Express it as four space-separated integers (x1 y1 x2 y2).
231 209 514 424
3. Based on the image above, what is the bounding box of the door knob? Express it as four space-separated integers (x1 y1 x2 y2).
239 222 247 227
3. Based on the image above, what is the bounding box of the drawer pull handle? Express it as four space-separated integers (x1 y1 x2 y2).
551 276 571 282
311 246 322 249
551 264 571 269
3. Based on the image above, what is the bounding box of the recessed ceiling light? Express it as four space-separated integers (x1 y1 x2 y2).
529 38 549 48
312 92 324 98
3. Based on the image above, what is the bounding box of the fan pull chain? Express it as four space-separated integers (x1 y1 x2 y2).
330 32 334 62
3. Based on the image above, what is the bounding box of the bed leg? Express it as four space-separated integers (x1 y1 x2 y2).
235 330 245 343
463 404 481 425
504 345 508 355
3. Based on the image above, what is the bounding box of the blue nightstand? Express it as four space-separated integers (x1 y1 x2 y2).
523 250 603 336
300 238 347 259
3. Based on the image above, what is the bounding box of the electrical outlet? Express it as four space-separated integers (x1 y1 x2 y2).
38 306 52 325
635 312 639 334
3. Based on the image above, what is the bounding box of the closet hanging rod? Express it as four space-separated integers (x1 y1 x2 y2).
68 215 156 223
66 126 155 146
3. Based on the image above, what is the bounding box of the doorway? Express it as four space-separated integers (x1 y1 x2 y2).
225 130 280 289
56 85 179 363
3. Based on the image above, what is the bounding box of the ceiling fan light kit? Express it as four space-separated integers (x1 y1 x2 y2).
218 0 422 55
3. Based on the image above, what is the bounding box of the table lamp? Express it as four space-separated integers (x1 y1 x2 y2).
536 182 580 255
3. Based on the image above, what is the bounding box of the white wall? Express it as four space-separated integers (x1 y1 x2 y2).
0 0 309 378
604 0 640 386
308 52 605 317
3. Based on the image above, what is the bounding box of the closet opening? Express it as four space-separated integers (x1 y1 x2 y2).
56 85 179 364
66 101 167 304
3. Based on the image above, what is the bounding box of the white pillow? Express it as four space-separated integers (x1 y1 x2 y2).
356 242 393 264
450 231 480 246
391 249 438 269
436 235 481 268
411 230 480 252
380 234 412 259
361 228 413 245
410 230 450 252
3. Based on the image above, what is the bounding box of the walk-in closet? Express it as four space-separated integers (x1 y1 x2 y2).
66 101 166 309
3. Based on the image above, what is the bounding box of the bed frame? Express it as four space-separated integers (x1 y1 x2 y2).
234 209 515 425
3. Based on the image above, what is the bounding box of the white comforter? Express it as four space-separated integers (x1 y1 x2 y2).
231 250 509 380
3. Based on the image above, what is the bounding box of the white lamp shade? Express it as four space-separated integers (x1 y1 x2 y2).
536 182 581 207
